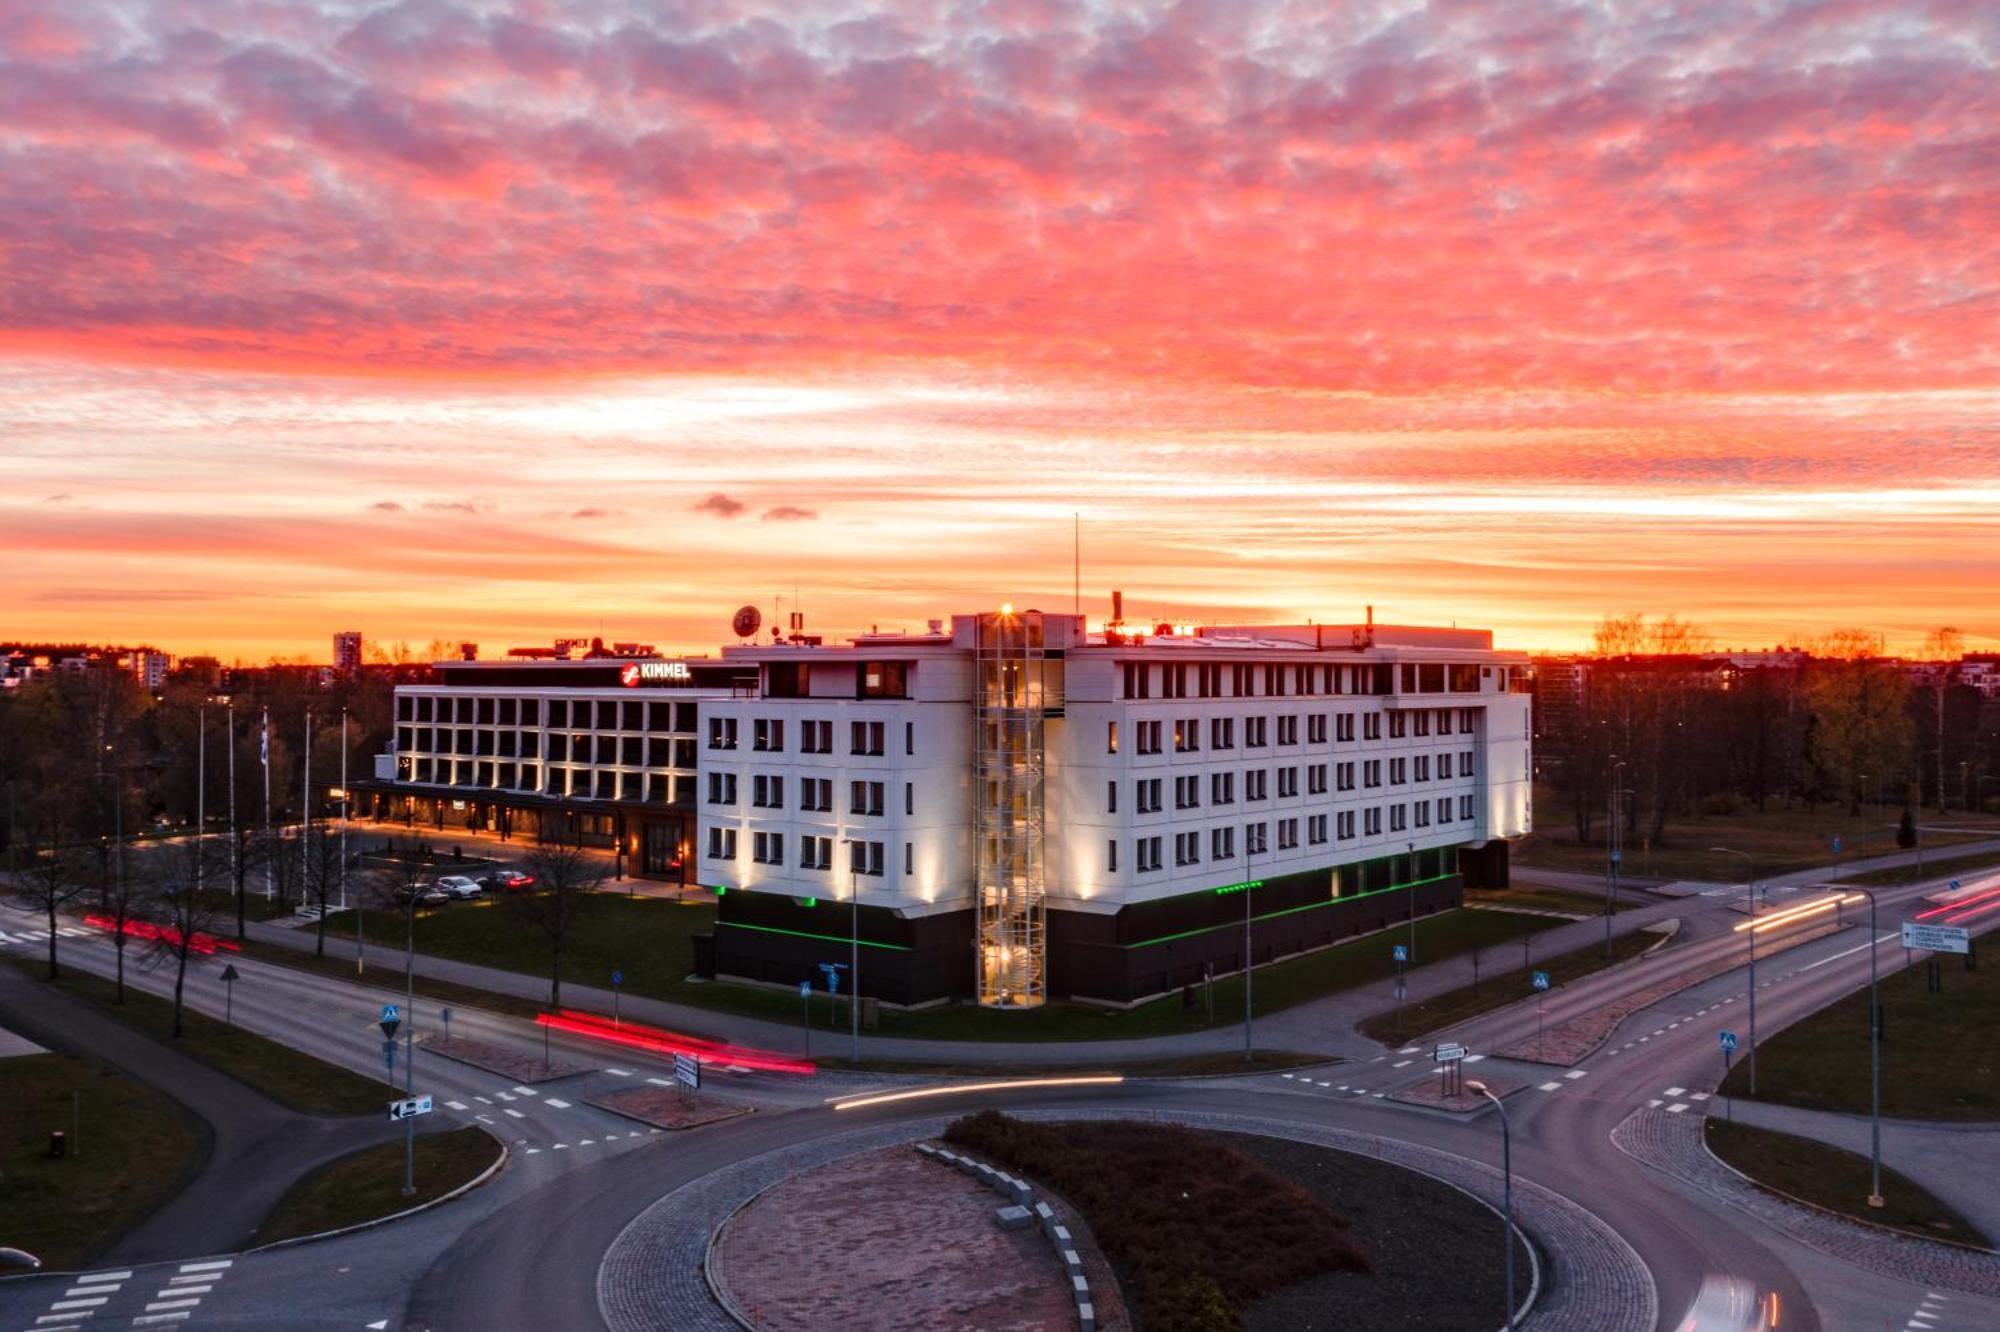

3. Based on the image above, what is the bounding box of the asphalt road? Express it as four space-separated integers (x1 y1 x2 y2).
5 868 1999 1331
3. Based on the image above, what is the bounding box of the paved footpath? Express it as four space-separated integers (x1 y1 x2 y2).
1613 1106 2000 1299
1722 1099 2000 1248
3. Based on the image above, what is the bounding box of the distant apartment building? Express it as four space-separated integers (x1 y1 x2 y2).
129 648 171 691
333 630 364 675
362 607 1533 1008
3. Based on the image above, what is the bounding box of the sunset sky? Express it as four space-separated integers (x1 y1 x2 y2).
4 0 1996 662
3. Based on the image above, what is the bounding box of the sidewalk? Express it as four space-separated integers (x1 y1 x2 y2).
0 959 422 1264
1723 1098 2000 1247
241 839 2000 1066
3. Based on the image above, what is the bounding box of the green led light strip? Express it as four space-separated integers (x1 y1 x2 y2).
718 921 913 952
1129 873 1457 950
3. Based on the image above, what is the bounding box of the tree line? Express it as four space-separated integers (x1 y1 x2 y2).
1542 615 1997 848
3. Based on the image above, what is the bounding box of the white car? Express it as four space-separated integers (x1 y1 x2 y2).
434 874 484 900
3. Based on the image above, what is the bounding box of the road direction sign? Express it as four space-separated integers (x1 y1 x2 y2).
1719 1030 1739 1053
1392 944 1408 963
1531 970 1551 991
673 1053 701 1090
1901 922 1971 955
1433 1043 1467 1063
387 1094 433 1121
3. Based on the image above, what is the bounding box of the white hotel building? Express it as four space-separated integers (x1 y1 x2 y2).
365 607 1531 1009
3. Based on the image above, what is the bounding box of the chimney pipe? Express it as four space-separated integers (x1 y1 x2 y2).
1112 589 1124 623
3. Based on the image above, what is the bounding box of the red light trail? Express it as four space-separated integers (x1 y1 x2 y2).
82 914 241 955
535 1009 814 1076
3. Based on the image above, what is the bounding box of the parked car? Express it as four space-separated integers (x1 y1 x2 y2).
479 869 536 893
435 874 484 900
393 881 450 908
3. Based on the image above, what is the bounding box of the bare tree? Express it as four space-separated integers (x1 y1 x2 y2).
13 799 88 980
508 834 609 1008
142 837 226 1038
100 831 151 1004
301 818 346 958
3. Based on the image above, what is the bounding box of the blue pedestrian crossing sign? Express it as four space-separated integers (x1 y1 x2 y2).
799 980 811 998
1392 944 1408 963
1831 836 1842 854
1531 971 1551 991
1719 1030 1739 1053
380 1003 400 1023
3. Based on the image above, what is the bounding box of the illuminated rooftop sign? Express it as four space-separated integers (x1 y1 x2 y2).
619 661 692 686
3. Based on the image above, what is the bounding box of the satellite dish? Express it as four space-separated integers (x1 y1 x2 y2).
732 605 763 639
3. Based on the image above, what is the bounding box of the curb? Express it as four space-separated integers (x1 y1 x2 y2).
1699 1121 2000 1256
246 1128 510 1253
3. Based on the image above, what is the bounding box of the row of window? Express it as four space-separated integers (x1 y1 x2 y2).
1112 707 1478 755
732 774 911 816
402 758 676 803
1123 752 1476 813
1118 795 1477 872
710 717 903 757
397 695 696 732
398 728 696 769
710 828 902 876
1123 661 1498 700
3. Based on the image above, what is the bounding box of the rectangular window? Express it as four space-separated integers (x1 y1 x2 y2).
906 722 915 756
1211 771 1235 805
1438 797 1453 823
1389 711 1408 739
1107 720 1119 754
752 831 785 864
800 720 832 753
752 718 784 751
1174 831 1200 867
849 780 885 816
1364 759 1382 788
1165 663 1188 699
1137 778 1162 814
1390 803 1407 832
707 716 738 750
1107 780 1118 815
1108 839 1118 873
1277 715 1298 746
1336 712 1355 743
850 721 885 756
847 840 885 876
1413 711 1431 737
1308 814 1328 845
1211 716 1234 750
706 772 737 805
1337 810 1356 840
1307 713 1327 744
751 774 784 808
706 827 738 860
1212 825 1235 860
1246 716 1268 747
1245 768 1268 801
1278 817 1298 850
1122 662 1151 700
1363 713 1382 741
1278 766 1299 798
1390 757 1407 785
1245 821 1268 856
1364 807 1382 836
1174 718 1199 753
1137 836 1162 872
1308 763 1328 795
1414 754 1431 782
1460 709 1477 734
1462 749 1475 775
1175 774 1201 810
1137 720 1162 754
1415 801 1432 828
858 661 908 699
906 782 914 816
1460 794 1474 820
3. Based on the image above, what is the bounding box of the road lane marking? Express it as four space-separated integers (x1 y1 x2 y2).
176 1260 231 1273
475 1114 495 1124
606 1068 632 1077
1564 1070 1587 1079
646 1077 673 1087
160 1284 210 1294
131 1314 191 1326
1315 1081 1331 1088
1648 1099 1662 1108
1280 1073 1294 1079
1398 1047 1420 1054
1463 1054 1486 1063
49 1298 107 1310
1666 1103 1689 1113
504 1108 525 1118
1664 1087 1685 1096
65 1284 122 1295
1690 1092 1711 1101
512 1086 537 1095
79 1272 132 1282
496 1092 515 1102
144 1299 203 1312
553 1142 569 1149
544 1098 572 1109
444 1100 468 1110
524 1147 541 1154
1799 932 1900 973
1392 1060 1412 1068
1538 1082 1562 1092
474 1095 492 1104
579 1139 595 1146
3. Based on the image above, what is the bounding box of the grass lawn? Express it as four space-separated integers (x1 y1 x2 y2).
255 1126 501 1244
0 1052 203 1270
1357 926 1662 1044
1515 791 1996 881
306 893 1555 1043
23 962 389 1116
1705 1119 1990 1248
1720 946 1996 1121
1468 884 1640 916
1839 850 2000 889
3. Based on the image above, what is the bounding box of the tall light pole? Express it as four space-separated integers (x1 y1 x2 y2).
339 709 349 912
1847 885 1886 1209
843 838 861 1060
1406 838 1418 965
1606 758 1626 958
195 706 206 898
1466 1079 1516 1329
1243 822 1256 1062
1712 846 1757 1092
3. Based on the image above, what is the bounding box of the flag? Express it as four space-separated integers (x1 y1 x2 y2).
260 712 269 766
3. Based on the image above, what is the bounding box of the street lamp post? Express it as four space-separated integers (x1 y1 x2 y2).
1847 885 1886 1208
1466 1079 1516 1329
1607 759 1626 958
401 886 418 1196
843 839 861 1060
1712 846 1758 1093
1406 839 1418 965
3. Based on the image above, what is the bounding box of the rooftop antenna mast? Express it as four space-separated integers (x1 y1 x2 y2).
1073 513 1080 617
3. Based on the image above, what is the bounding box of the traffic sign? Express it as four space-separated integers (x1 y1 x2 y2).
1950 879 1961 892
1831 836 1842 855
612 970 623 987
799 980 811 998
387 1094 433 1121
1611 849 1622 864
1531 970 1551 991
673 1053 701 1090
1901 922 1971 955
219 964 241 983
381 1003 400 1023
1392 944 1408 963
1718 1030 1739 1053
1433 1043 1467 1063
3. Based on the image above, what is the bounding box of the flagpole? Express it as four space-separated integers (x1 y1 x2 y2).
262 707 272 901
301 710 312 902
228 704 240 938
339 709 349 912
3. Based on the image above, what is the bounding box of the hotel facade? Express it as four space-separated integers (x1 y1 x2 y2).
360 608 1531 1008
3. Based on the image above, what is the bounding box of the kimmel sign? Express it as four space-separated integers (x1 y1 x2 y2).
620 661 692 687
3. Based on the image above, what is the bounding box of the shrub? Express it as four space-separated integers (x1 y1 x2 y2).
944 1111 1370 1331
